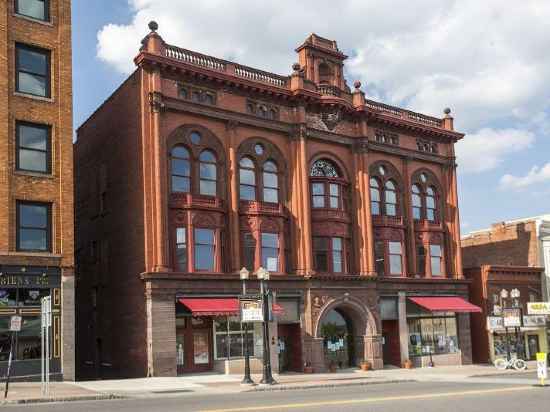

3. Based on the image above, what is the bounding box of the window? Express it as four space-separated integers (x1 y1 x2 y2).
375 241 385 276
312 183 325 208
408 316 458 357
313 237 346 273
310 159 344 210
430 244 443 276
261 233 279 272
417 245 426 276
329 184 340 209
194 228 215 271
17 201 51 251
263 161 278 203
370 178 380 215
388 241 403 275
15 44 50 97
412 185 422 220
16 121 50 173
214 317 262 360
426 187 436 222
15 0 49 21
175 228 187 271
199 150 217 196
170 146 190 193
242 233 256 270
385 180 397 216
239 157 256 200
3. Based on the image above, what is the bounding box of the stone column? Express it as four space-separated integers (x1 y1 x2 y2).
310 337 326 372
363 335 383 369
398 292 409 365
458 313 473 365
403 157 416 276
146 284 177 376
226 121 241 272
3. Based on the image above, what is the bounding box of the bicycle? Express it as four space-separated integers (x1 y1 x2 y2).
494 357 527 371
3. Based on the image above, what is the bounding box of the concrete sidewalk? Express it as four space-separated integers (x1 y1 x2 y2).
2 362 545 404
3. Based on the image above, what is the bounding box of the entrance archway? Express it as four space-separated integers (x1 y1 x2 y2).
319 308 355 368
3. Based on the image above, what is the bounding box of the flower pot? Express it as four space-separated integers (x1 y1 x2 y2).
403 359 413 369
360 361 372 371
329 363 337 373
304 366 314 374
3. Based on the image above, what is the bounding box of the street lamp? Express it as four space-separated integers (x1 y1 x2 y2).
510 288 523 359
239 267 254 385
256 267 276 385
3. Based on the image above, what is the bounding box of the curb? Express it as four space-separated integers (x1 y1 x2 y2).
248 378 416 392
469 369 539 378
0 393 125 406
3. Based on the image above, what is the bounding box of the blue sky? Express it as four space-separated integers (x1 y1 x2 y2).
73 1 550 233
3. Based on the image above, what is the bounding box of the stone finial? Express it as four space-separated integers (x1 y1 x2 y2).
148 21 159 32
444 107 452 116
354 80 361 90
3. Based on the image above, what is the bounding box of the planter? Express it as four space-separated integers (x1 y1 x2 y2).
303 366 314 374
328 363 338 373
403 359 413 369
360 361 372 371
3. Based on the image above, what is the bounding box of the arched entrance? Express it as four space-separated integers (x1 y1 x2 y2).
319 308 355 368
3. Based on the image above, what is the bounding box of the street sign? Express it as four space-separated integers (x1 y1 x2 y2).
9 315 22 332
240 299 263 322
487 316 503 330
528 302 550 315
503 308 522 327
522 315 547 327
536 353 548 386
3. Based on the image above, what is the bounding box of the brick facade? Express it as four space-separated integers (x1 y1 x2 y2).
75 25 471 378
0 0 74 380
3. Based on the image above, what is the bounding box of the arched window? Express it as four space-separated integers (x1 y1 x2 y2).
411 172 440 222
263 160 278 203
310 159 343 210
239 157 256 200
370 178 381 215
171 146 190 193
412 184 422 220
385 180 397 216
199 150 217 196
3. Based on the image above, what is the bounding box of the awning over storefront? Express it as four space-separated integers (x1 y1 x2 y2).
178 298 284 316
409 296 482 313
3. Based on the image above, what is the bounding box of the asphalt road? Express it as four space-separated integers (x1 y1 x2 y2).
3 380 550 412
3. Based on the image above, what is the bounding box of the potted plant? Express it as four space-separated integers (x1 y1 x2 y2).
360 360 372 371
403 359 413 369
328 360 338 373
304 361 314 374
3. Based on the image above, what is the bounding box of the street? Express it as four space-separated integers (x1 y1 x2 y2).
3 380 549 412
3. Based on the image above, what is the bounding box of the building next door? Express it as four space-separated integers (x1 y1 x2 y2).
527 334 540 360
176 317 213 374
277 324 302 372
382 320 401 367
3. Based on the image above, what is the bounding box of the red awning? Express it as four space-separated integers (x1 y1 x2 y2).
178 298 284 316
409 296 482 313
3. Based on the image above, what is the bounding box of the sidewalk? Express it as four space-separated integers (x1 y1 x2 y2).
2 362 545 404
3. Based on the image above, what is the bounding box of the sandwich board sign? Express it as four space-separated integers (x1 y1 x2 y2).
536 353 548 386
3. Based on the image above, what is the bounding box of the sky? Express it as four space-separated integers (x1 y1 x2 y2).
73 0 550 234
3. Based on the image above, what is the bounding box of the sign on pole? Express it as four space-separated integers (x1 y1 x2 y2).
503 308 522 328
240 299 264 322
536 353 548 386
9 315 22 332
527 302 550 316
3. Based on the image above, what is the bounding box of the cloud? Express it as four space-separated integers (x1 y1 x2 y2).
455 128 534 173
96 0 550 133
500 163 550 190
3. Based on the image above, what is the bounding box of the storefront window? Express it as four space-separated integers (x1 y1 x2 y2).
408 316 458 357
16 317 41 360
214 316 262 360
18 289 49 306
0 289 17 306
0 318 10 361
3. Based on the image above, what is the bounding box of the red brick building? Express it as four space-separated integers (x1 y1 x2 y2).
75 23 477 379
0 0 74 380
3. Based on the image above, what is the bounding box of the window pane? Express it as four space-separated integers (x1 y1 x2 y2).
329 196 339 209
430 245 441 257
370 188 380 202
240 169 255 185
386 204 396 216
19 124 47 150
172 176 190 193
0 319 9 361
313 237 329 250
195 229 214 245
389 242 401 254
332 237 342 251
200 163 216 180
385 190 396 204
18 72 46 96
264 161 277 172
413 207 421 220
199 150 215 162
390 254 402 275
312 183 324 195
263 188 278 203
0 290 17 307
19 203 47 228
18 47 47 75
431 257 441 276
427 209 435 221
329 184 339 196
200 180 216 196
239 157 254 168
172 158 190 177
195 245 214 270
240 185 255 200
19 149 47 172
193 332 209 364
332 251 343 273
426 196 435 209
19 228 47 250
172 146 189 158
314 252 328 272
17 317 42 360
261 233 278 248
18 289 49 306
17 0 47 20
417 246 426 275
385 180 395 190
176 228 187 271
412 194 422 207
312 195 325 208
375 241 385 276
229 334 244 358
263 172 278 188
261 233 278 271
371 201 380 215
215 334 229 359
243 233 256 270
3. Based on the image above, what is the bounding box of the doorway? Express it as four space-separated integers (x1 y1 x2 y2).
319 308 355 368
176 317 213 374
527 334 540 360
277 323 302 372
382 320 401 367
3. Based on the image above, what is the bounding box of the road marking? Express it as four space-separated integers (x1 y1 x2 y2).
199 385 535 412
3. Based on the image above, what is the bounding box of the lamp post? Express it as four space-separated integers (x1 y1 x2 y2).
239 267 254 385
500 289 511 361
257 267 276 385
510 288 523 359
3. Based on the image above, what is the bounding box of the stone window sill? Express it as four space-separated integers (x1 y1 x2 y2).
13 92 54 104
13 13 54 27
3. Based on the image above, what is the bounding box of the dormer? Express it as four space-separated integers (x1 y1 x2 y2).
295 34 348 90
